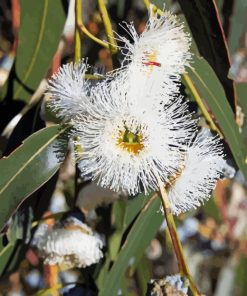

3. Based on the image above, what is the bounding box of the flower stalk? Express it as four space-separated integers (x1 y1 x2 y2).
97 0 118 54
75 0 115 60
157 176 200 296
143 0 163 16
74 0 82 62
75 0 114 52
44 264 59 296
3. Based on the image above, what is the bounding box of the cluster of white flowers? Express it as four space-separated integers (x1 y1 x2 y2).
33 217 103 269
47 9 225 215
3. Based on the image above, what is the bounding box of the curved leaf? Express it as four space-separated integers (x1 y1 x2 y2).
13 0 65 101
0 125 68 231
187 56 247 178
228 0 247 54
99 194 163 296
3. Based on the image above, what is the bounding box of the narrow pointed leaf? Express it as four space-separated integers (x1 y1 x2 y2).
187 56 247 178
0 125 68 231
12 0 65 101
99 194 163 296
228 0 247 54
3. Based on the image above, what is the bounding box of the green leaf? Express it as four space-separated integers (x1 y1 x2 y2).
237 83 247 115
0 208 34 276
228 0 247 54
187 56 247 178
99 194 163 296
236 83 247 140
7 210 30 244
0 242 15 275
13 0 65 102
108 200 126 261
203 196 221 223
112 200 126 230
178 0 236 112
108 194 151 262
136 256 152 296
0 80 8 102
0 125 68 231
234 256 247 296
97 194 156 289
123 194 150 230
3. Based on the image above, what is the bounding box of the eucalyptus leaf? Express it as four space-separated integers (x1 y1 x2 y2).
99 194 163 296
0 243 15 275
0 125 68 231
12 0 65 102
187 56 247 178
228 0 247 54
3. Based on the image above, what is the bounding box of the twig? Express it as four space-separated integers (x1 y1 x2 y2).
84 74 104 80
75 0 110 50
97 0 118 55
143 0 164 16
77 22 110 50
157 176 200 296
74 0 82 62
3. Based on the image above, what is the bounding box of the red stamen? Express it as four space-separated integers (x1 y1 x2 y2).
142 61 161 67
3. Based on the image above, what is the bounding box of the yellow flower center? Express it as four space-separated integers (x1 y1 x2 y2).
143 50 161 72
117 128 144 155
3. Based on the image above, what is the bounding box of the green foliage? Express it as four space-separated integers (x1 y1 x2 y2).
0 126 68 231
187 56 247 178
99 195 163 296
228 0 247 53
237 83 247 115
234 256 247 296
203 196 221 223
0 208 33 275
136 256 152 296
97 194 151 287
0 1 246 294
0 239 15 275
12 0 65 102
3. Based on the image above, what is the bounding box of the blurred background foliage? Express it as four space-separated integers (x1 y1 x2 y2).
0 0 246 295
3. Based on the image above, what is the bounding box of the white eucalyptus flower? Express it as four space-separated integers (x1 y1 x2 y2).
167 129 225 215
33 217 103 269
46 61 91 122
115 9 191 104
73 79 196 196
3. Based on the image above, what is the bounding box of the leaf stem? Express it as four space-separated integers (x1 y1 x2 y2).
77 20 110 50
83 74 104 80
143 0 164 16
44 264 59 296
157 176 200 296
74 0 82 62
97 0 118 55
75 0 111 51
